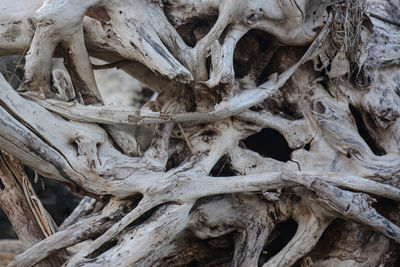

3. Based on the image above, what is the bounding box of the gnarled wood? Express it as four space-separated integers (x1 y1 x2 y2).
0 0 399 266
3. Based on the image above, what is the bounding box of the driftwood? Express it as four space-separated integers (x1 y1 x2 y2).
0 0 399 266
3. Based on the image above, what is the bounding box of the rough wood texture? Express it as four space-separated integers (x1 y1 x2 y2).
0 0 399 266
0 153 65 267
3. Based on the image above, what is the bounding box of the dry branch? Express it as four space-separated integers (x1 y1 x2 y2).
0 0 399 266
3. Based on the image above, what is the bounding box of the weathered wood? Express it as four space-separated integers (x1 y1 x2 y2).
0 153 65 267
0 0 399 266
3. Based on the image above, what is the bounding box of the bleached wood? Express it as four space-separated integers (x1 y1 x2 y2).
0 0 399 266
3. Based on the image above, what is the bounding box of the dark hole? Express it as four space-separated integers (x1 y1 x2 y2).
141 87 154 98
122 193 143 206
313 101 325 114
373 198 400 224
351 64 372 88
259 218 298 265
202 130 216 136
264 98 304 120
88 239 119 259
206 55 212 79
348 104 386 156
325 62 331 72
172 15 218 48
210 155 236 177
257 50 279 85
0 210 16 239
319 77 329 91
126 206 157 229
257 46 307 86
395 86 400 98
162 231 234 266
0 55 25 89
126 202 176 230
136 87 154 106
233 30 275 80
242 128 293 162
166 141 190 171
250 105 264 112
304 142 311 151
129 41 138 50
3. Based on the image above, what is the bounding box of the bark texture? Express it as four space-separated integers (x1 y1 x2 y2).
0 0 400 266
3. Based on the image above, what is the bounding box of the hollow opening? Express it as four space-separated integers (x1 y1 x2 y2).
166 143 190 171
162 231 235 266
126 205 161 230
87 239 119 259
395 86 400 98
126 202 180 232
304 141 311 151
348 104 386 156
122 193 144 207
172 15 218 48
373 198 400 224
242 128 293 162
233 30 275 79
257 46 307 86
210 155 236 177
256 50 280 85
259 218 298 265
351 64 372 88
0 55 25 89
263 98 304 120
0 211 16 239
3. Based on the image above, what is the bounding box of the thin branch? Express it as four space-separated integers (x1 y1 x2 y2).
0 153 65 267
263 206 333 267
177 123 208 175
21 14 332 128
283 170 400 243
3 154 57 237
65 197 158 265
8 200 128 267
313 179 400 243
368 12 400 27
188 170 400 202
59 196 99 230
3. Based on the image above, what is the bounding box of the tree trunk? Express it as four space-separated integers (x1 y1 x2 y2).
0 0 399 266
